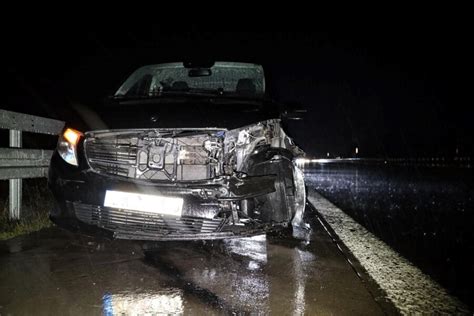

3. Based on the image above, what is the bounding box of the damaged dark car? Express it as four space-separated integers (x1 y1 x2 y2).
48 62 306 241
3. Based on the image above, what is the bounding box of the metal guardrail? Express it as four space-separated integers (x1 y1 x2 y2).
0 109 64 220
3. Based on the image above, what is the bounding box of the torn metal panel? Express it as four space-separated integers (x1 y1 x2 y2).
291 166 306 227
224 119 304 171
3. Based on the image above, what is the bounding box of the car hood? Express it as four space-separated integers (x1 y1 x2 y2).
72 99 281 131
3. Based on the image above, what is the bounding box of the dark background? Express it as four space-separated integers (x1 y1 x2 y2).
2 24 471 158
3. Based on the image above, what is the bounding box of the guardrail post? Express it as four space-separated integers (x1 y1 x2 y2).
9 130 22 220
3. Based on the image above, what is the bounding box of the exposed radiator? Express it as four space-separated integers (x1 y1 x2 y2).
84 131 223 181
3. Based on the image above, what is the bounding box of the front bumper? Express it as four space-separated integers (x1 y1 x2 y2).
48 152 282 241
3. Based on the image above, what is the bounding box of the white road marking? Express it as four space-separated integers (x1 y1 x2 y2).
308 189 470 315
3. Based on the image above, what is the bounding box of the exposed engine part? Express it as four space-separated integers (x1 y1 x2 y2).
85 129 224 181
223 119 303 172
84 119 301 182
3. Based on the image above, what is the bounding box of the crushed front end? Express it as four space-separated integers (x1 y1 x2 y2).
48 119 306 241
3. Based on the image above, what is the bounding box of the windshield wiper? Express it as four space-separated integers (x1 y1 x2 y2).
113 89 220 100
112 88 264 102
162 89 220 97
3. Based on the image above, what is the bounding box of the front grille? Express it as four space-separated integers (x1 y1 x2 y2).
85 138 138 177
71 202 226 236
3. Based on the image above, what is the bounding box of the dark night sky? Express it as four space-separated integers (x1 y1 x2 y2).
2 24 471 158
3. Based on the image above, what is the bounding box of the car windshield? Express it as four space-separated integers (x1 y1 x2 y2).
115 62 265 98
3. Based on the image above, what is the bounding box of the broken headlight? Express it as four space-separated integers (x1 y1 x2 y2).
57 128 83 166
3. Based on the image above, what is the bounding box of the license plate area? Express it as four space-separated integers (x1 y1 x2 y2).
104 190 183 217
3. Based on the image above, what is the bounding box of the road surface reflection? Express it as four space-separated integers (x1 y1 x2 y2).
0 209 386 315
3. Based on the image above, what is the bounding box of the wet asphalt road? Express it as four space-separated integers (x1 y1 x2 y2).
0 205 389 315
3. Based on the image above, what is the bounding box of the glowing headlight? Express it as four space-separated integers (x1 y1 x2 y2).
57 128 83 166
